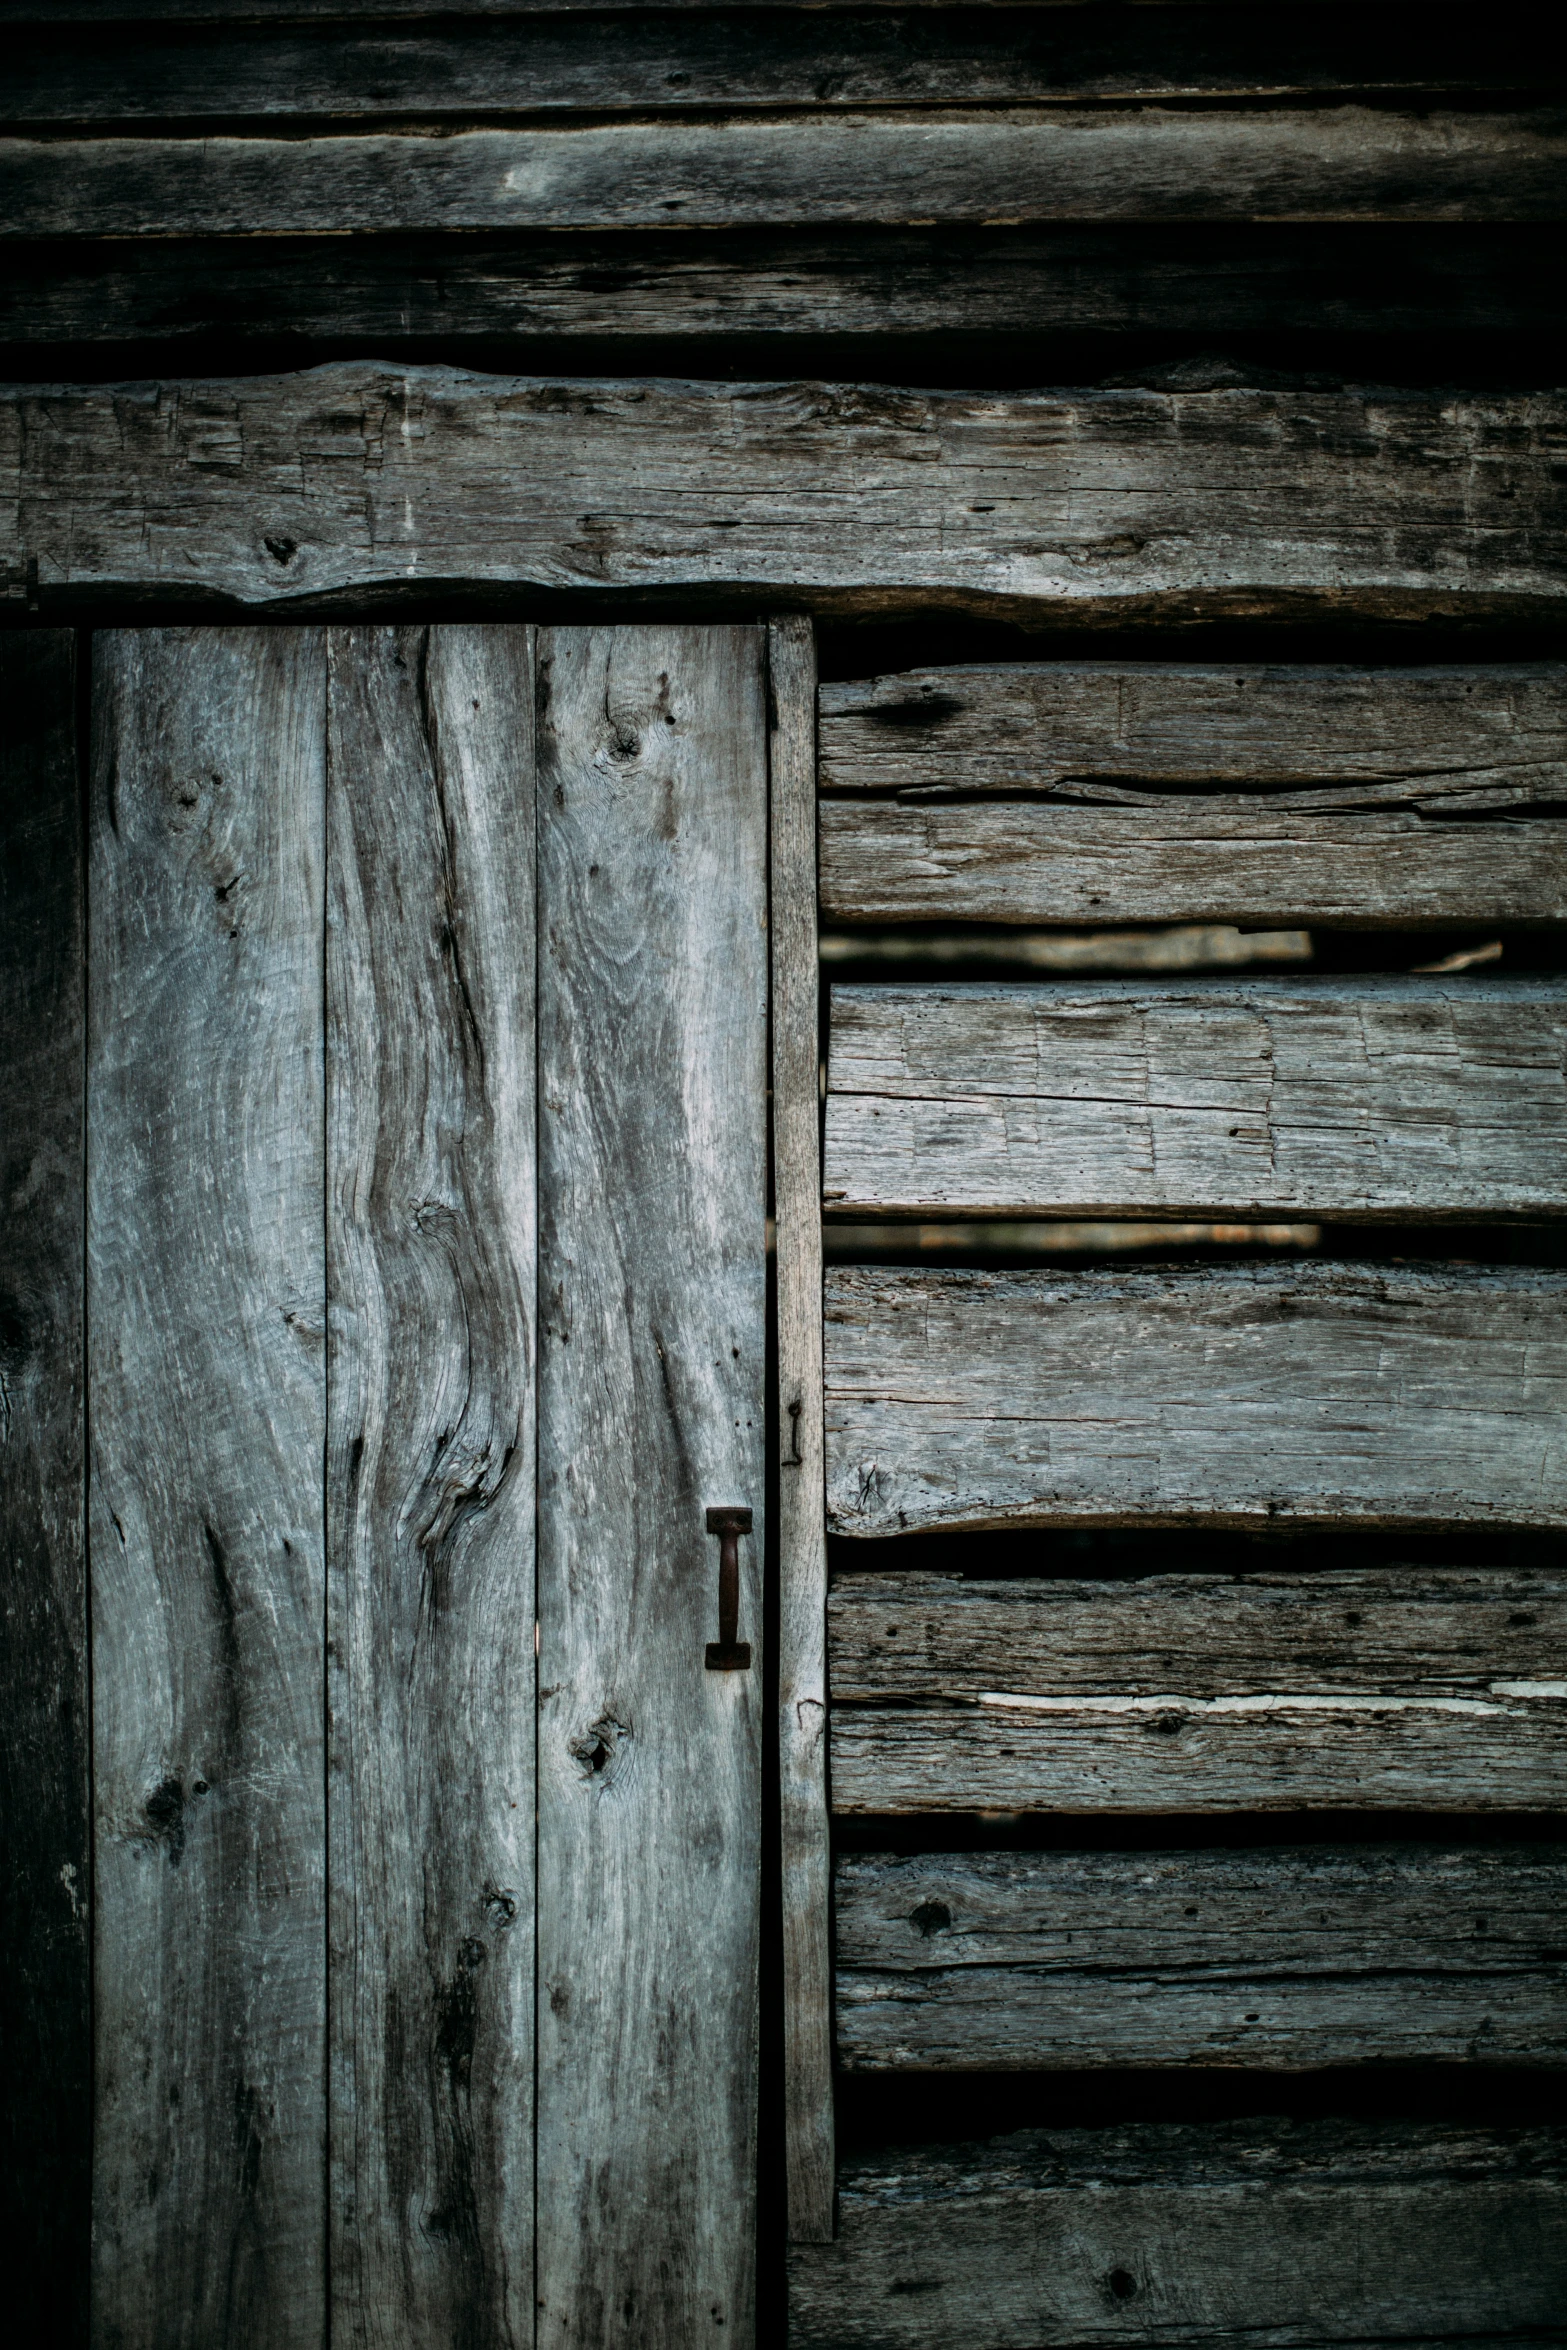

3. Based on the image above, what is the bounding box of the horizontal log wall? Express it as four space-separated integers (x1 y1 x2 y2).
789 2121 1567 2350
834 1845 1567 2069
6 229 1556 352
826 1568 1567 1813
817 659 1567 925
2 6 1558 348
820 797 1567 927
827 1567 1567 1703
10 2 1562 2328
823 979 1567 1219
825 1263 1567 1534
9 11 1549 121
818 663 1567 794
3 374 1565 621
9 113 1565 240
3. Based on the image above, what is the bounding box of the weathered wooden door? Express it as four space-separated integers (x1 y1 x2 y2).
79 622 767 2348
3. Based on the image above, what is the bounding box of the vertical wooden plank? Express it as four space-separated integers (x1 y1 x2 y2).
769 617 835 2245
535 625 768 2350
89 628 327 2349
326 626 536 2350
0 631 88 2342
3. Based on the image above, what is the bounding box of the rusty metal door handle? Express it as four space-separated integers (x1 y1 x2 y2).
705 1506 752 1671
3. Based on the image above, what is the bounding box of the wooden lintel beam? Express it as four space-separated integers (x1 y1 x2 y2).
4 368 1564 622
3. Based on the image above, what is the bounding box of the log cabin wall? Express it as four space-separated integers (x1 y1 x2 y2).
1 6 1563 2348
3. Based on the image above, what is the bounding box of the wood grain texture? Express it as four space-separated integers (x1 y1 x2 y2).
834 1844 1567 2069
829 1567 1567 1703
4 370 1564 628
825 1263 1567 1535
827 1567 1567 1814
6 109 1563 240
788 2120 1567 2350
326 626 535 2350
89 628 326 2349
823 978 1567 1220
819 796 1567 928
0 630 87 2343
535 626 768 2350
818 660 1567 794
770 616 836 2245
5 227 1555 349
9 10 1541 122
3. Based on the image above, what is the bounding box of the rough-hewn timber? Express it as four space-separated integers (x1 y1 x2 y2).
819 795 1567 927
827 1567 1567 1814
535 626 767 2349
89 629 327 2348
8 10 1541 122
771 616 836 2247
7 111 1562 240
3 371 1564 626
829 1567 1567 1703
834 1845 1567 2069
825 1263 1567 1534
3 227 1553 350
788 2121 1567 2350
0 631 87 2343
818 661 1567 793
823 979 1567 1220
326 626 536 2348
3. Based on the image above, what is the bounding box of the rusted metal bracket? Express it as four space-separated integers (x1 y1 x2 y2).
704 1505 752 1671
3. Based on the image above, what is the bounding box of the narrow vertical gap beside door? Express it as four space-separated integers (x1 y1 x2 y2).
0 631 90 2345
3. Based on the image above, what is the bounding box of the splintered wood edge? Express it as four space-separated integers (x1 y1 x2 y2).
770 614 836 2244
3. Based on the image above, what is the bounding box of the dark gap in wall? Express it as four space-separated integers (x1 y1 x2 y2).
3 329 1565 391
823 1227 1323 1269
0 210 1562 395
827 1524 1567 1582
821 1224 1567 1269
11 598 1566 646
821 929 1567 972
758 1246 786 2348
834 2065 1567 2150
815 618 1567 680
832 1811 1567 1858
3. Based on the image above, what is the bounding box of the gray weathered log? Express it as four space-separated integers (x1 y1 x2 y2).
4 370 1564 627
829 1567 1567 1703
788 2120 1567 2350
7 110 1562 239
88 629 326 2347
823 978 1567 1220
834 1844 1567 2068
827 1568 1567 1813
819 796 1567 927
535 627 767 2349
3 227 1554 349
0 630 87 2344
326 626 536 2349
770 617 837 2246
818 660 1567 794
825 1263 1567 1534
8 10 1537 122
